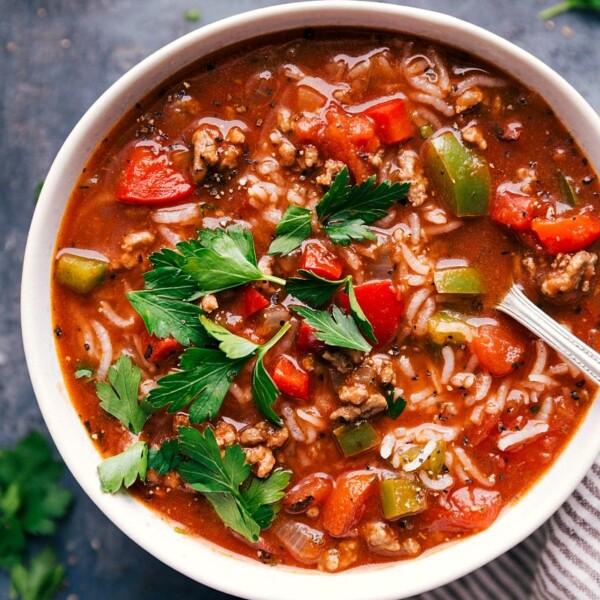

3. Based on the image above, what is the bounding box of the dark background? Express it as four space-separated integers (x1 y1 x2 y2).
1 1 599 598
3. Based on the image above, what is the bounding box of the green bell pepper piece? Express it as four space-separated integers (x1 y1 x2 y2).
427 310 471 345
423 131 491 216
380 478 427 520
333 420 380 457
56 252 108 294
434 267 484 295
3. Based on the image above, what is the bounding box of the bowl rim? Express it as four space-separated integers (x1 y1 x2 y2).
21 2 600 599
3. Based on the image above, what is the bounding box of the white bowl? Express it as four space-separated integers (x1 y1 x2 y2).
21 2 600 599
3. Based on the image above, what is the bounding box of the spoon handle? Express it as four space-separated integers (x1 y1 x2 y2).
497 284 600 386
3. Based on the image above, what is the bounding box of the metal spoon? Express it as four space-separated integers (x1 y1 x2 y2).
497 283 600 386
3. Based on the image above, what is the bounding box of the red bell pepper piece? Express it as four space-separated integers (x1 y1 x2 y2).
242 286 269 318
363 99 413 146
299 242 343 280
531 213 600 254
321 472 378 537
143 335 184 363
117 143 194 204
271 356 311 401
338 280 403 347
470 324 526 377
296 321 326 353
490 190 539 232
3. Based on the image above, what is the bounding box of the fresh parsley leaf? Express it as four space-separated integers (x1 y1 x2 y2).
539 0 600 19
268 205 313 256
74 367 93 379
97 441 148 494
200 318 292 425
147 348 248 423
291 305 371 352
128 290 209 347
324 218 376 245
9 547 65 600
0 433 72 551
199 316 258 359
287 271 376 343
144 248 199 300
184 8 201 21
316 167 410 246
385 389 407 419
344 279 376 344
177 427 290 542
251 323 291 426
287 270 345 307
180 226 285 295
95 355 148 434
0 433 72 589
148 440 181 475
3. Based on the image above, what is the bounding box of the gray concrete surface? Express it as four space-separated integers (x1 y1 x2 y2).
1 1 599 598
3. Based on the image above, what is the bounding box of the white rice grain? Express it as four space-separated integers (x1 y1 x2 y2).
453 447 493 487
401 243 430 275
440 346 455 384
91 320 113 381
100 301 136 329
497 420 549 451
151 203 200 225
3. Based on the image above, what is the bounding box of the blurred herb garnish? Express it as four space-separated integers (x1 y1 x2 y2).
0 432 73 600
184 8 201 22
540 0 600 19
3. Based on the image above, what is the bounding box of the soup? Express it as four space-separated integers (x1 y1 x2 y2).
52 29 600 571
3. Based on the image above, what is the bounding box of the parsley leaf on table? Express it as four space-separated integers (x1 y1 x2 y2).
128 291 209 347
291 305 372 352
177 427 291 542
199 318 292 424
97 441 148 494
0 433 72 599
9 547 65 600
95 354 148 434
316 168 409 246
147 348 248 423
148 440 181 476
268 205 313 256
287 271 376 343
539 0 600 19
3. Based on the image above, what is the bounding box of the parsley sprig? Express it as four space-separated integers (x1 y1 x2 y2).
288 270 376 343
268 205 312 256
97 441 148 494
199 317 292 425
139 225 285 300
177 427 291 542
539 0 600 19
0 433 72 600
269 168 409 252
147 320 291 426
291 305 372 352
95 355 149 434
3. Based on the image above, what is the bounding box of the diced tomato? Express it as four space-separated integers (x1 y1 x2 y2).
242 286 269 318
271 356 311 401
490 190 538 232
293 105 380 182
299 242 343 280
283 474 334 514
117 143 194 204
296 321 326 353
470 324 527 377
143 335 184 363
531 213 600 254
321 472 378 537
338 280 403 347
430 487 502 532
363 99 414 146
